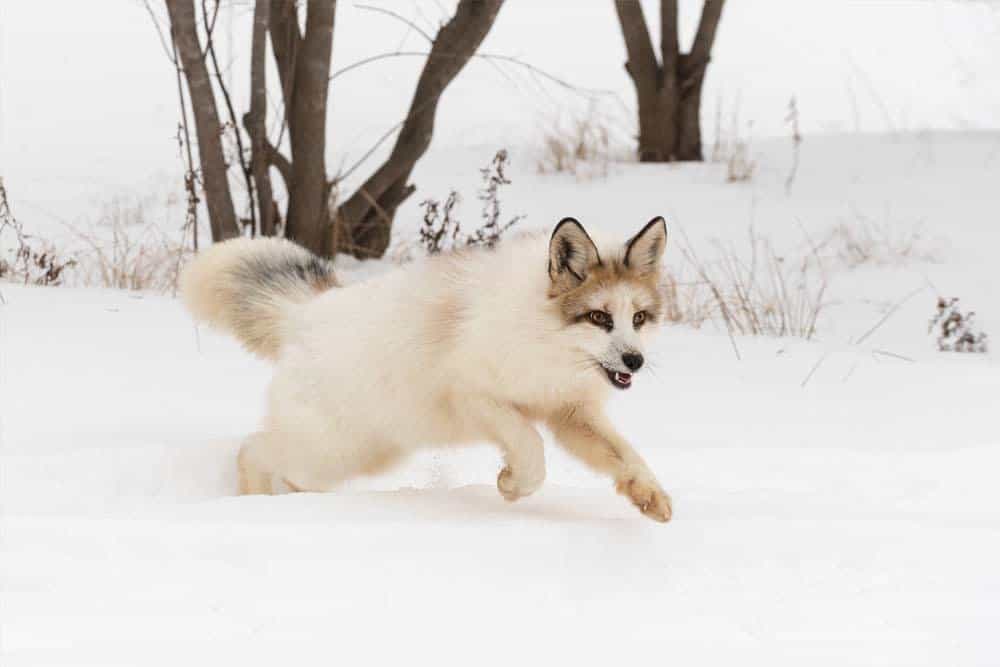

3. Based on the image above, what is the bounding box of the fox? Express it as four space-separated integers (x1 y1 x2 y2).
180 216 672 522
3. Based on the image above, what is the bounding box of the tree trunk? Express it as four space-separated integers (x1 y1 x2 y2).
283 0 336 255
676 55 707 161
165 0 240 241
334 0 505 259
269 0 301 115
245 0 275 237
615 0 725 163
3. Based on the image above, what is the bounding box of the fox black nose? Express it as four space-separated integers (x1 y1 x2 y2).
622 352 643 371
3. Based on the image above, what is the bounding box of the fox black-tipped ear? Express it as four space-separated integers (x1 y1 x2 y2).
624 216 668 274
548 217 601 290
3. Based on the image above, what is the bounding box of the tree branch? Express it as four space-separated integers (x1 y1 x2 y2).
689 0 726 68
269 0 302 133
660 0 679 72
613 0 659 86
354 3 434 45
266 141 293 189
333 0 504 258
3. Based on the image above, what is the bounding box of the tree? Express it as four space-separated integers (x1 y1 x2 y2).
614 0 726 162
158 0 504 258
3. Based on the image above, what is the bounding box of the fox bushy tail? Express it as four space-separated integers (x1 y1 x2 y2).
179 238 337 359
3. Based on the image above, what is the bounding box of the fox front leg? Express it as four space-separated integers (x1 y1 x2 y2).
548 407 671 522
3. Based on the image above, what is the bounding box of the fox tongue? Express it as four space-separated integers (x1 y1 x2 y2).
614 372 632 387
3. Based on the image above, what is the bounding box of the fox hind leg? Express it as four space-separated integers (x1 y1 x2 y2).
237 433 276 495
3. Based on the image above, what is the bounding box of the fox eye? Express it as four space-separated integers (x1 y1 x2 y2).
633 311 647 328
587 310 612 329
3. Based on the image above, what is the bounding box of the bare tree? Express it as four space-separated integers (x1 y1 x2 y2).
614 0 726 162
159 0 505 258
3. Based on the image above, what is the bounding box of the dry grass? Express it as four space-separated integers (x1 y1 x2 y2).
826 214 937 268
660 269 715 328
537 109 623 179
710 97 757 183
0 177 76 287
69 197 193 293
664 225 829 340
663 214 937 338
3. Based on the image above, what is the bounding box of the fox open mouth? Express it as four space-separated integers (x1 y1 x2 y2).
603 367 633 389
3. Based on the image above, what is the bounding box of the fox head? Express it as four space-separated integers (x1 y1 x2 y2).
548 217 667 390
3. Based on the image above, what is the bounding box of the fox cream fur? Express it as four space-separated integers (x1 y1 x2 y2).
181 218 673 522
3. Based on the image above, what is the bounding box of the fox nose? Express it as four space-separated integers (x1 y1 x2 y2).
622 352 643 371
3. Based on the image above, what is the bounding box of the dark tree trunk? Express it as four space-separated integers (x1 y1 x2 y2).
269 0 301 114
614 0 725 163
334 0 505 259
283 0 336 255
245 0 275 236
165 0 240 241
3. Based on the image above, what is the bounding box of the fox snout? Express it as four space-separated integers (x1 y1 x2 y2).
621 352 643 371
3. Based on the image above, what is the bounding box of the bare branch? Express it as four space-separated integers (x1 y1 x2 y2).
266 141 293 189
853 286 927 346
269 0 302 135
143 1 176 64
689 0 726 68
354 3 434 44
660 0 679 71
613 0 659 85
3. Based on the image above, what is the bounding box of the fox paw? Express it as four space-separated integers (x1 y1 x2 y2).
497 465 544 502
616 475 672 523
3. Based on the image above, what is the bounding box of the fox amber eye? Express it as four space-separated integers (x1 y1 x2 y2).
588 310 611 328
633 311 646 327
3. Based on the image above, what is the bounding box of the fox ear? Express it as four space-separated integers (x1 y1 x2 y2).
624 216 667 275
548 217 601 290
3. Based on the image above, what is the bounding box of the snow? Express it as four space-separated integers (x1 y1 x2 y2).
3 130 1000 664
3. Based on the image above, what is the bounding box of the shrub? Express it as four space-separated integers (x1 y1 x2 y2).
0 178 76 287
418 149 523 256
929 297 988 353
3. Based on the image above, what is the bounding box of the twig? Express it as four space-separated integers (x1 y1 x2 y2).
800 352 829 388
330 50 620 101
871 349 915 363
853 285 926 346
143 0 176 63
355 3 435 44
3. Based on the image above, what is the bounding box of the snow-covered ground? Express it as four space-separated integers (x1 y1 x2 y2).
2 131 999 665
